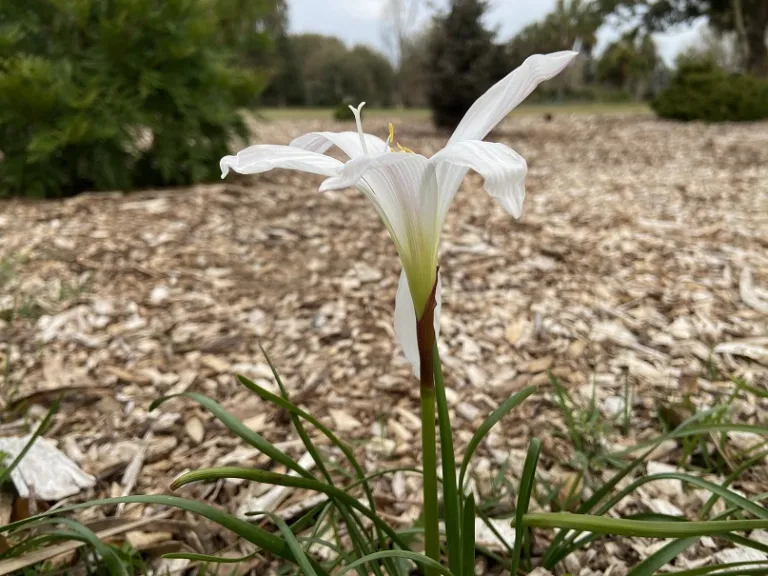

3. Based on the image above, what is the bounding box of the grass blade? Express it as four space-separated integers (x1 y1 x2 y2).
241 365 393 576
543 410 766 569
162 551 259 564
0 533 65 560
343 506 387 576
151 392 313 480
521 512 768 537
607 423 768 459
546 471 768 568
47 518 129 576
337 550 457 576
262 512 319 576
511 438 540 576
700 447 768 518
668 561 768 576
541 446 654 568
433 343 461 576
475 510 514 558
721 533 768 556
0 517 130 576
239 367 394 576
0 495 329 574
298 536 348 559
238 369 380 510
594 473 768 520
458 386 536 493
626 537 698 576
461 494 475 576
171 466 409 551
0 398 59 488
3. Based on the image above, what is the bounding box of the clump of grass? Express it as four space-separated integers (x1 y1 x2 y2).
549 373 622 473
0 257 16 288
3 356 768 576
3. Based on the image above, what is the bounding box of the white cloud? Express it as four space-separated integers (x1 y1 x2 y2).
338 0 384 20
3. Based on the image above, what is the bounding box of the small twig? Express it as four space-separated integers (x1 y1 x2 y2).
0 511 173 575
116 432 149 517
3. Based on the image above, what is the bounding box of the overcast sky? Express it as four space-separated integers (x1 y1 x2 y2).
287 0 705 65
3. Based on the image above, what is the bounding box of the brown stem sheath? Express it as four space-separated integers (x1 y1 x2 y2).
416 268 439 391
416 268 441 574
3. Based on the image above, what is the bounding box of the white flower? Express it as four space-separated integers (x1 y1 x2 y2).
220 51 578 377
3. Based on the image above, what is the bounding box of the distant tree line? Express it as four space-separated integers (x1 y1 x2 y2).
262 34 396 107
262 0 669 116
262 0 767 122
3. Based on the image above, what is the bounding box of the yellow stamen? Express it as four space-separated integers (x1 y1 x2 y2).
387 122 415 153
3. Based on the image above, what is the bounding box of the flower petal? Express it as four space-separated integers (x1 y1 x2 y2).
317 151 426 192
220 145 343 178
448 51 578 144
291 132 388 159
394 269 442 378
432 140 528 218
434 163 469 228
321 152 441 315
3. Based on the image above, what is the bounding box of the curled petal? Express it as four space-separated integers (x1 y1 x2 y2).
394 269 442 379
290 132 388 160
220 145 343 178
318 152 428 193
449 51 578 144
432 140 527 218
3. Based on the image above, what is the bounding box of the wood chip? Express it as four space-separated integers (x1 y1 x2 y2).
185 417 205 445
0 436 95 500
329 409 363 432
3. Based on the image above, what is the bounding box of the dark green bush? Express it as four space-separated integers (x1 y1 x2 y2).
0 0 272 198
333 103 356 122
526 85 633 104
652 60 768 122
426 0 505 130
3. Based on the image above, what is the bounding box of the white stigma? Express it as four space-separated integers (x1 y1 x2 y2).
348 102 369 155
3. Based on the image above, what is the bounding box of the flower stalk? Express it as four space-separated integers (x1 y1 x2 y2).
416 274 440 573
420 384 440 573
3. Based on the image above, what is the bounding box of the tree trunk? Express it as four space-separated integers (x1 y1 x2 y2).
731 0 749 67
744 1 768 76
745 28 768 75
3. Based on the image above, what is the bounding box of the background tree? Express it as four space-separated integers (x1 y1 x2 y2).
0 0 275 198
598 0 768 76
380 0 421 105
426 0 504 129
261 29 306 106
679 25 742 72
290 34 395 107
215 0 285 71
597 31 661 97
399 31 431 108
292 34 349 106
347 46 397 107
506 0 603 97
507 0 603 67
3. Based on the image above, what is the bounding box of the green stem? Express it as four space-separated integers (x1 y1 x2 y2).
434 343 462 575
522 512 768 537
421 384 440 575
